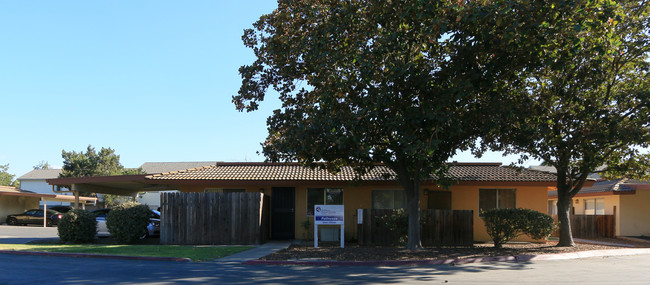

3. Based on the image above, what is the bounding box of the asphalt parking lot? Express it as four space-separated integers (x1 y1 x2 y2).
0 225 59 244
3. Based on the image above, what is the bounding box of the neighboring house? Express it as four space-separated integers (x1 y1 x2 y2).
548 179 650 237
48 162 559 242
136 161 217 209
17 169 70 206
0 185 97 224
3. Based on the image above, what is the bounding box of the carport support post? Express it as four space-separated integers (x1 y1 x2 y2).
74 190 80 209
42 198 47 228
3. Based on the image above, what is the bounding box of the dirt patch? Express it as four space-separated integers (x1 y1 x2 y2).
262 239 650 261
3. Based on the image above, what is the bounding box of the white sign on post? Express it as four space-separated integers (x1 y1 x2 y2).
314 205 344 248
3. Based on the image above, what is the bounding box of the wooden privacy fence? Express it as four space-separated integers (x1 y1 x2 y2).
160 192 269 245
358 209 473 247
551 215 615 238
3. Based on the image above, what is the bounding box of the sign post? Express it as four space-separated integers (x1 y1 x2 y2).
314 205 344 248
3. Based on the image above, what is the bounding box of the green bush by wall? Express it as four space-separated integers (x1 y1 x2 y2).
481 208 556 248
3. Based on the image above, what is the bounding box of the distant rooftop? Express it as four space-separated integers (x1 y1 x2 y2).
529 165 602 180
0 185 36 194
139 161 218 174
548 178 650 197
17 169 63 180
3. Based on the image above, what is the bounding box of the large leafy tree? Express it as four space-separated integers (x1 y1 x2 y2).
60 145 145 205
489 0 650 246
61 145 132 177
234 0 541 249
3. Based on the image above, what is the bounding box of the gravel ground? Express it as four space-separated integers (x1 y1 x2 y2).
262 239 650 261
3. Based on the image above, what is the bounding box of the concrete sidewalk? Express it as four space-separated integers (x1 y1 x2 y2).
244 248 650 267
216 241 291 263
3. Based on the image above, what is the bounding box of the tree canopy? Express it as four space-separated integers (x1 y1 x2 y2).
60 145 145 204
60 145 143 178
33 161 51 170
487 0 650 246
0 163 16 187
234 0 542 249
236 0 649 248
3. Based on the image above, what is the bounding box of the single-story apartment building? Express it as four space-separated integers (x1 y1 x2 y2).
47 162 562 242
548 179 650 237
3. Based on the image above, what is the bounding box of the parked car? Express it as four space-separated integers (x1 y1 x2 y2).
92 208 160 238
6 209 63 226
48 205 73 213
92 208 111 237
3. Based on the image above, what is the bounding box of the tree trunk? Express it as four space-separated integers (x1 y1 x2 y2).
556 190 576 247
405 178 423 250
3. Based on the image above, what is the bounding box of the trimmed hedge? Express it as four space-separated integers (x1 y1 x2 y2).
58 209 97 243
106 202 151 244
481 208 555 248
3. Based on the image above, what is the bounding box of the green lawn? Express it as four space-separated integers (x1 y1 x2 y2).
0 243 253 262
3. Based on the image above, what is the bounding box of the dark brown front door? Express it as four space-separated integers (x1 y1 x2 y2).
271 187 295 239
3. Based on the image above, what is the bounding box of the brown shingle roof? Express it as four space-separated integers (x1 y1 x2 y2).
146 162 557 182
548 178 642 197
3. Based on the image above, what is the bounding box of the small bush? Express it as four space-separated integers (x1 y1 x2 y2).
481 208 555 248
376 209 408 246
106 202 151 244
57 209 97 243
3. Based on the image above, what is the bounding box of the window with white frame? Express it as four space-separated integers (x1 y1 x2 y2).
479 189 516 213
372 190 407 209
307 188 343 215
584 198 605 215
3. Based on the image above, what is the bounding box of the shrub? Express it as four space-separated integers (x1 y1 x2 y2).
106 202 151 244
57 209 97 243
481 208 555 248
376 209 408 246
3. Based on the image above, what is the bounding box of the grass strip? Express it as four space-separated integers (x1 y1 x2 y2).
0 243 253 262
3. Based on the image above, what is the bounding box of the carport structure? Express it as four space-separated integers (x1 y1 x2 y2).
46 174 177 209
0 186 97 227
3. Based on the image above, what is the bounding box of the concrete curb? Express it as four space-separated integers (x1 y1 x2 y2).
0 250 192 262
243 248 650 267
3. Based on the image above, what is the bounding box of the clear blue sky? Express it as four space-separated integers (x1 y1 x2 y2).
0 1 536 179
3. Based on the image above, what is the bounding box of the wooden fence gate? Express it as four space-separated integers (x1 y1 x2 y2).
551 214 615 238
160 192 269 245
358 209 473 246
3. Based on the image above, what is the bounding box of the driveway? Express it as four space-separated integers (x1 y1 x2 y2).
0 225 59 244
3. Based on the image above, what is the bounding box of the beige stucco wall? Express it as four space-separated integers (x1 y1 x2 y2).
570 196 619 216
619 190 650 236
0 196 40 223
178 183 550 242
